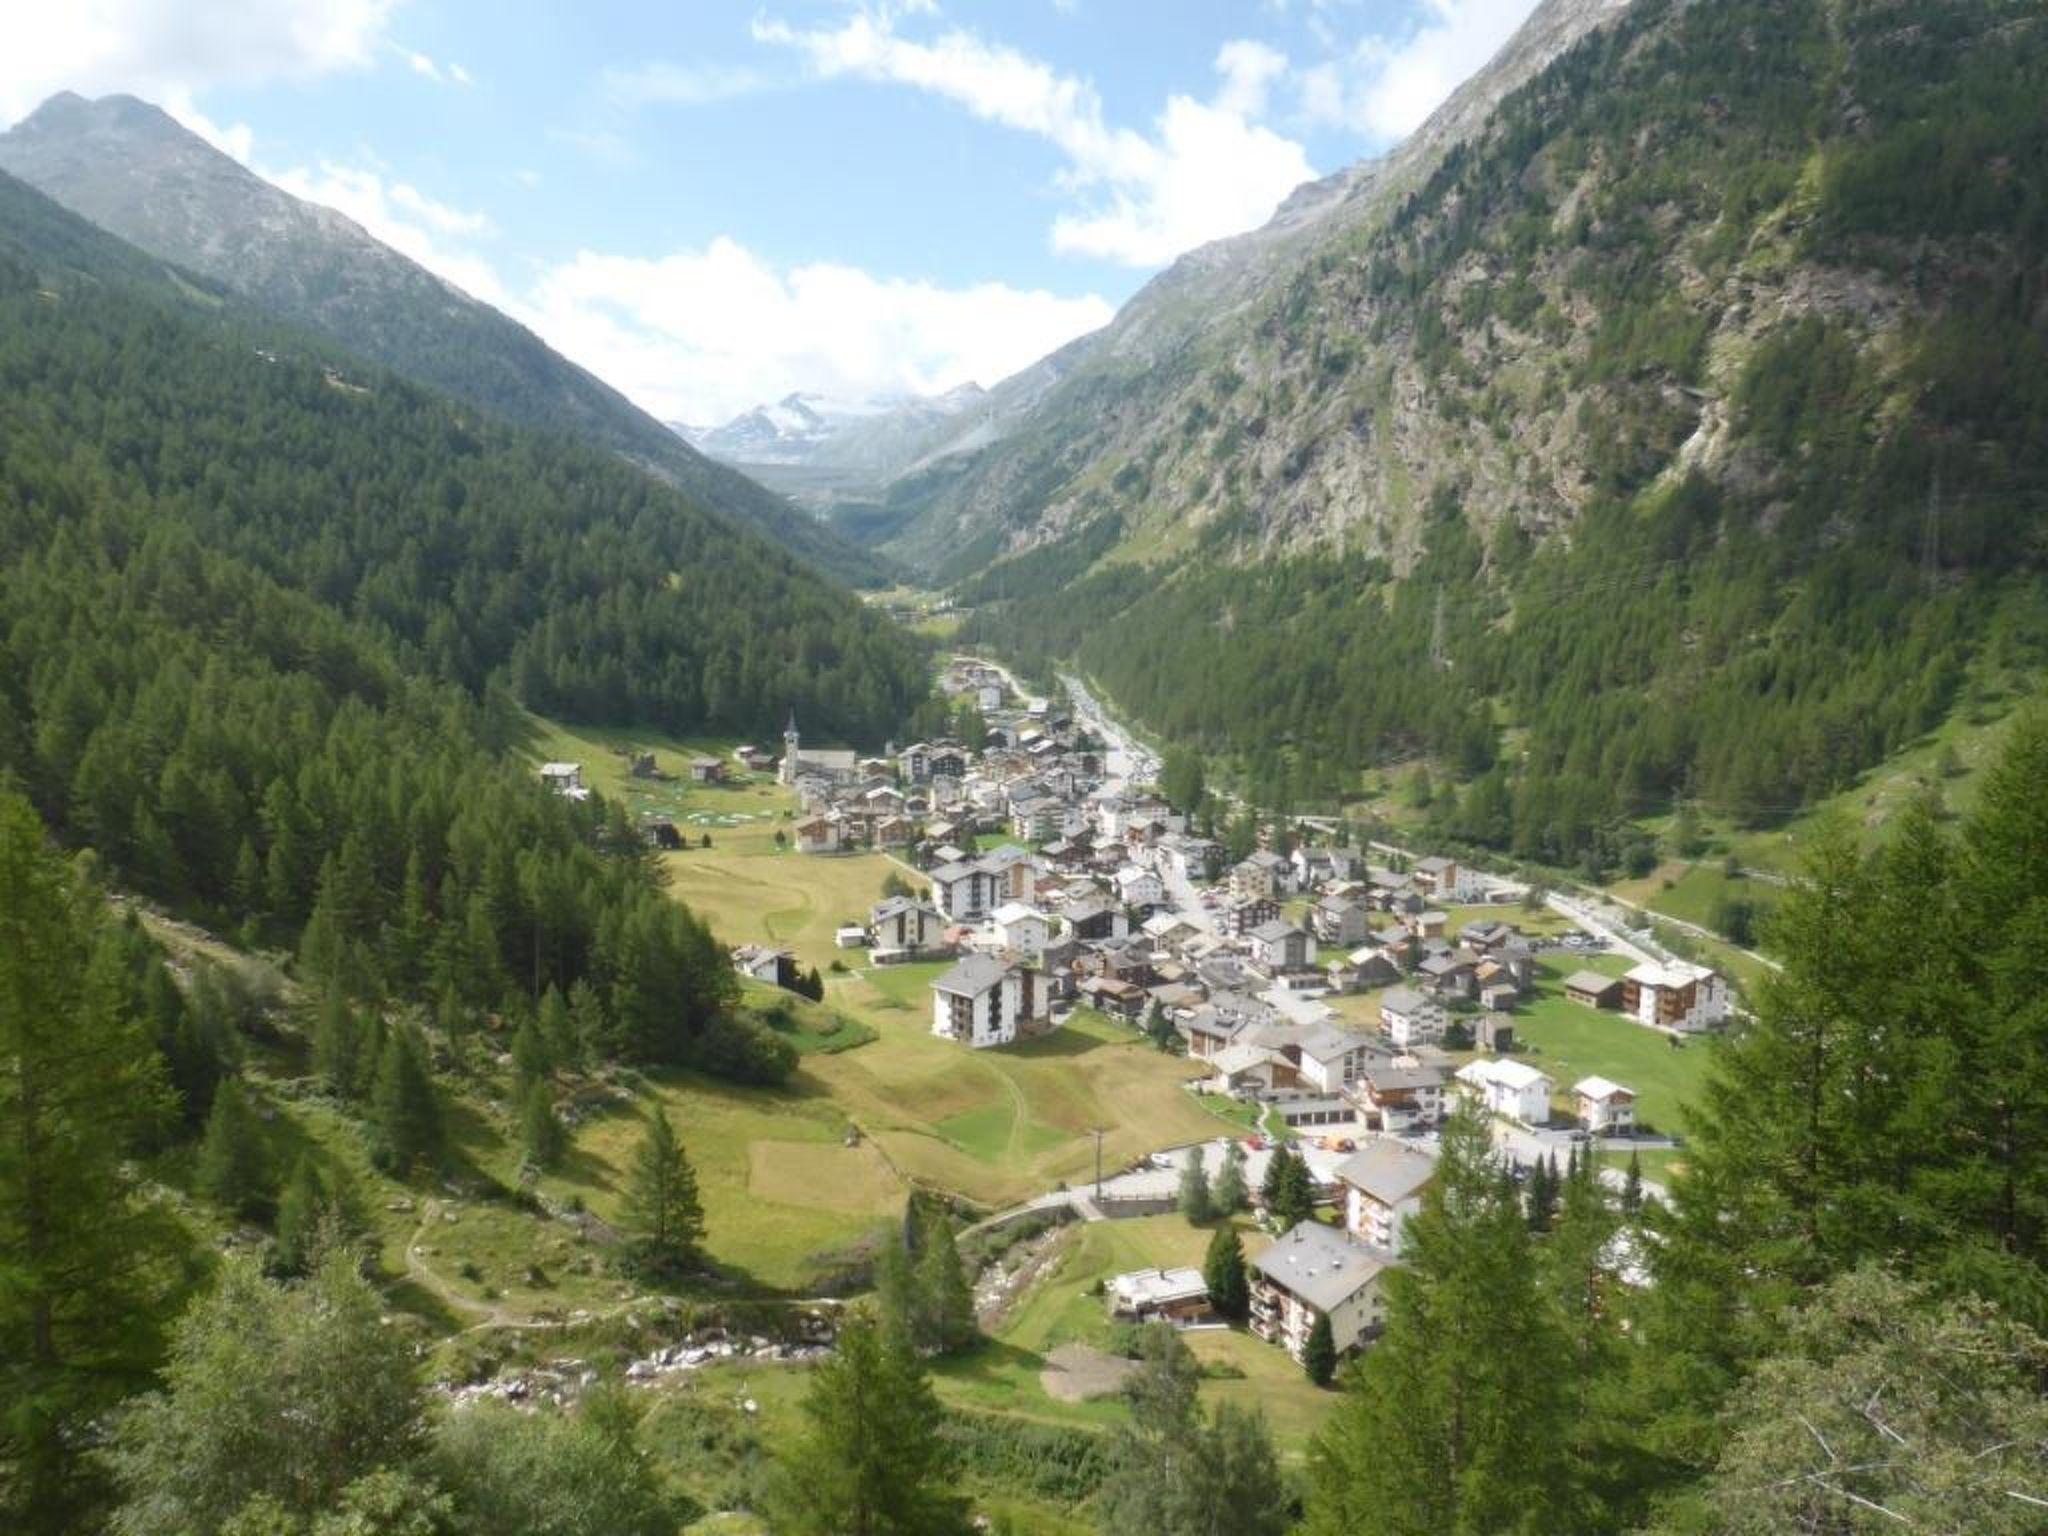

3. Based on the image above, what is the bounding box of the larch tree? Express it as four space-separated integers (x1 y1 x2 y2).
624 1106 705 1279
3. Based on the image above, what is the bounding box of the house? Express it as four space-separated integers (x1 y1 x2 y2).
794 814 839 855
1108 1268 1211 1324
874 815 917 848
931 860 1002 922
732 945 798 990
1219 896 1281 937
1456 1058 1555 1127
687 757 727 784
991 902 1053 964
1412 855 1477 903
1379 987 1446 1048
931 956 1049 1048
1575 1076 1638 1134
1408 909 1450 942
1079 975 1149 1022
1250 1222 1396 1362
1351 1062 1448 1132
1113 865 1165 911
1231 851 1289 902
870 897 946 958
1564 970 1623 1010
1282 1025 1382 1094
1247 921 1312 974
1417 950 1479 999
734 744 775 772
1621 961 1729 1033
1335 1141 1438 1252
1312 896 1370 947
1476 1013 1516 1053
1059 889 1127 943
539 762 588 800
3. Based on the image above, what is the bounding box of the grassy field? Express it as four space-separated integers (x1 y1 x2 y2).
1510 958 1715 1138
933 1213 1339 1456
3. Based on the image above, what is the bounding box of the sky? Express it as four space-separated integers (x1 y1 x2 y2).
1 0 1544 425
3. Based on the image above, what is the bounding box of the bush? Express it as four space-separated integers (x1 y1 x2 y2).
689 1014 798 1085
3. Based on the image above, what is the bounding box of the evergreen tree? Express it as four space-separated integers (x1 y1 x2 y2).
1305 1106 1568 1536
1178 1147 1214 1224
195 1078 274 1220
1203 1226 1250 1322
1214 1139 1248 1214
368 1026 442 1177
1260 1143 1294 1212
519 1080 567 1173
1303 1312 1338 1388
0 792 185 1534
623 1107 705 1279
1622 1152 1642 1216
767 1306 972 1536
535 984 580 1071
510 1014 551 1088
1269 1147 1316 1231
313 988 366 1100
915 1213 978 1355
1098 1325 1287 1536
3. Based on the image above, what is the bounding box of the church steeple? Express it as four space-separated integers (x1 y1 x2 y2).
781 710 800 786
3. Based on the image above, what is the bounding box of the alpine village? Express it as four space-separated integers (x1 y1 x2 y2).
2 2 2046 1534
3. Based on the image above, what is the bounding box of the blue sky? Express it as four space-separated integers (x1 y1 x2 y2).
5 0 1543 422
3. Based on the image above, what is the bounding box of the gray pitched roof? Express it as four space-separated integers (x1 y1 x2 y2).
933 955 1009 997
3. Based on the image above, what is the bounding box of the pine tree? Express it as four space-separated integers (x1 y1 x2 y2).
195 1078 273 1220
1204 1226 1250 1322
536 984 579 1070
1622 1151 1642 1216
273 1158 372 1278
1214 1139 1249 1214
1303 1312 1338 1388
519 1080 567 1173
1305 1106 1568 1536
510 1014 551 1088
915 1213 977 1355
1260 1143 1293 1211
1178 1146 1214 1223
0 792 185 1533
767 1306 972 1536
369 1026 442 1177
313 987 366 1099
624 1107 705 1280
1271 1147 1316 1231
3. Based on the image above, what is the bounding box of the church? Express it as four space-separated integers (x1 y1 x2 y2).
778 712 860 788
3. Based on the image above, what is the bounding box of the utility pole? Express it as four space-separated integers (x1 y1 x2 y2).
1092 1126 1106 1201
1429 587 1448 671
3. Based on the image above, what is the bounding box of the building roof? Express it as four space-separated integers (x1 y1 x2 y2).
992 902 1046 927
1109 1267 1208 1310
1249 919 1303 944
1457 1058 1553 1093
1250 1222 1394 1313
933 955 1010 997
1334 1141 1439 1206
1626 960 1720 988
1574 1076 1635 1102
1564 969 1622 995
1381 986 1432 1016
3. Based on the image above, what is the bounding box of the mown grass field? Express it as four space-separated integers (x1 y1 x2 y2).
1510 957 1715 1138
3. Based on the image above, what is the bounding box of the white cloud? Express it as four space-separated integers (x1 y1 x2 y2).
1299 0 1540 141
520 239 1114 424
754 8 1316 268
0 0 401 123
396 46 469 86
603 60 769 109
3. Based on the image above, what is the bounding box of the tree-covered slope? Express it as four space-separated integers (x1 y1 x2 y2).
0 92 895 587
960 0 2048 870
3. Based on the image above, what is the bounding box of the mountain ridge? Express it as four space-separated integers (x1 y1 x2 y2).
0 91 894 587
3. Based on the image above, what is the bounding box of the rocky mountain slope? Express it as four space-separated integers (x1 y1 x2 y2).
940 0 2048 866
0 92 891 586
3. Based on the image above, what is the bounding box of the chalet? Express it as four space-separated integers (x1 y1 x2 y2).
1247 920 1312 975
1350 1061 1448 1132
1455 1058 1554 1127
1250 1222 1395 1362
687 757 727 784
538 762 588 801
1311 895 1370 947
1282 1025 1381 1093
931 956 1049 1049
1380 987 1447 1048
1412 855 1477 902
1575 1076 1638 1134
1622 961 1729 1033
1565 970 1623 1010
874 815 917 848
931 859 1001 922
1476 1013 1517 1053
1114 864 1166 911
1417 950 1479 999
1335 1141 1438 1252
794 814 839 855
870 897 947 959
1231 852 1289 902
1078 975 1148 1022
990 902 1052 964
732 945 798 990
1219 896 1281 938
734 745 775 772
1108 1268 1210 1325
1408 909 1450 942
641 818 685 851
1292 844 1358 890
1058 889 1127 943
